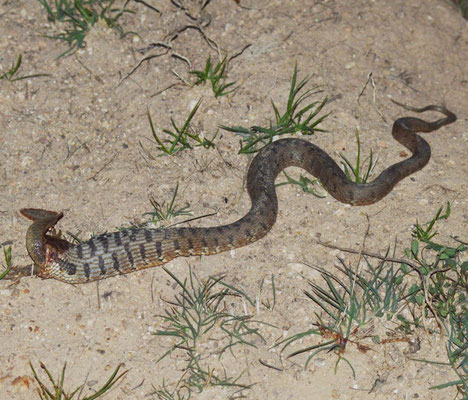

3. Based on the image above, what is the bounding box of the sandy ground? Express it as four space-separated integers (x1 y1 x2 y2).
0 0 467 399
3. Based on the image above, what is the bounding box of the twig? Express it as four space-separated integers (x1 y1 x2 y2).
227 43 252 64
258 359 283 371
88 156 116 181
170 69 191 85
167 24 221 56
150 82 181 98
171 52 192 68
165 212 217 228
118 43 171 86
129 0 161 14
356 72 387 124
96 280 101 309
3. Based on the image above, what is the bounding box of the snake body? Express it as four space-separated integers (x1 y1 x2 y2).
20 103 456 284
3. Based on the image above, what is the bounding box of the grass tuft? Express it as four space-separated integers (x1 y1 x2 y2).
152 267 265 397
221 64 328 154
146 99 217 156
276 203 466 393
401 203 466 323
143 182 192 226
275 256 405 375
340 128 378 183
190 56 236 98
30 361 127 400
0 54 50 82
453 0 468 19
276 170 325 198
37 0 135 57
0 246 12 280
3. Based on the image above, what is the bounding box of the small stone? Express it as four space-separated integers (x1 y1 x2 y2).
313 358 326 367
187 100 199 111
288 262 305 273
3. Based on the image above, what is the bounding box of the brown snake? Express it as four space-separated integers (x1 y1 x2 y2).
20 102 456 284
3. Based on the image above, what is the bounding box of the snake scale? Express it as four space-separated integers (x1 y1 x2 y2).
20 103 456 284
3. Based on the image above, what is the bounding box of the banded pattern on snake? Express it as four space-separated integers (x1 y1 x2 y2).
21 103 456 284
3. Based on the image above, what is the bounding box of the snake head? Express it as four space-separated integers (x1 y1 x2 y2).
20 208 70 267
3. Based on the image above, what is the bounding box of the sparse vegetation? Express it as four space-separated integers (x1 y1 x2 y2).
276 170 325 198
221 65 328 154
30 362 127 400
0 246 12 280
275 256 406 377
452 0 468 19
190 56 236 97
143 182 192 226
0 54 50 82
36 0 134 57
340 128 378 183
151 267 268 398
276 203 466 396
145 99 217 156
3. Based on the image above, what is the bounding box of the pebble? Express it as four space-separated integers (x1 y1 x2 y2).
187 99 199 111
0 289 12 296
288 262 305 273
313 358 326 367
333 207 347 217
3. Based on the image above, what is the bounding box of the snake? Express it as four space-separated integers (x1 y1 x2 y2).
20 102 456 284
